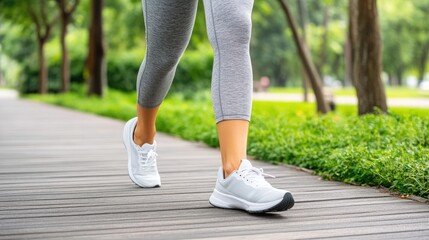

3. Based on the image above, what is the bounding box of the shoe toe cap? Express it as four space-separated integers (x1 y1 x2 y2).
257 188 289 203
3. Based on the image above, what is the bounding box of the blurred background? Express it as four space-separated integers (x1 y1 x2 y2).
0 0 428 102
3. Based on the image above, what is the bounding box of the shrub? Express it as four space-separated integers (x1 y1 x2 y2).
106 42 214 96
18 34 214 95
107 50 142 92
170 43 213 98
18 31 87 94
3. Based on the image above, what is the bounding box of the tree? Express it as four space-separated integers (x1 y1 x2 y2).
251 1 299 87
56 0 79 93
297 0 309 102
278 0 330 113
379 0 418 86
87 0 105 96
412 1 429 86
416 42 429 86
307 0 348 86
349 0 387 115
27 1 58 94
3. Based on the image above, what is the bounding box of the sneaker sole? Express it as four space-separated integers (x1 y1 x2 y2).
123 118 161 188
209 189 294 213
250 192 295 213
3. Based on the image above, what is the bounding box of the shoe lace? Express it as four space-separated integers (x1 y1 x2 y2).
138 149 158 171
238 167 275 187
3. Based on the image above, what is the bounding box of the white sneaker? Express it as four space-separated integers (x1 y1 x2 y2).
123 117 161 188
209 159 294 213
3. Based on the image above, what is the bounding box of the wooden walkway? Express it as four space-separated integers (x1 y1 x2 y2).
1 98 428 240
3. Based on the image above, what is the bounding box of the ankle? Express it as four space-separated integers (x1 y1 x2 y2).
134 137 155 146
222 162 241 178
133 126 156 146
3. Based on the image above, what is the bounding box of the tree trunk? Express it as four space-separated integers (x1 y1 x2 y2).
85 25 94 83
60 19 70 92
297 0 309 102
349 0 387 115
331 54 341 84
27 0 57 94
88 0 105 96
278 0 330 113
38 41 48 94
417 42 429 86
396 67 403 86
56 0 79 93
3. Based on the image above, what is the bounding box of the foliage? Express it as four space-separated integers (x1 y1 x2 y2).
171 43 213 97
17 29 88 93
11 24 213 95
0 0 429 91
249 103 428 199
379 0 429 84
251 0 349 86
100 41 213 95
2 0 429 91
106 48 144 92
27 88 429 199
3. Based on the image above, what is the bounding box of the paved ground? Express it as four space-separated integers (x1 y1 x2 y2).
0 97 428 240
0 88 18 99
253 92 429 108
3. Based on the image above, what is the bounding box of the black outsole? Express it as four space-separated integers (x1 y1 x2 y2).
248 192 295 214
209 192 295 214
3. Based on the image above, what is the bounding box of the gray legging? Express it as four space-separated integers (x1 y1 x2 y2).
137 0 254 123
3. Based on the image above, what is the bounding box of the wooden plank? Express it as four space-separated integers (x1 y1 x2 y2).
0 98 428 240
2 219 429 240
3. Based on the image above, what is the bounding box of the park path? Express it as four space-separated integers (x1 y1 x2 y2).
253 92 429 108
0 97 428 240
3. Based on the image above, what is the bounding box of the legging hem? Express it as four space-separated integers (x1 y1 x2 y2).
216 114 251 124
137 100 162 109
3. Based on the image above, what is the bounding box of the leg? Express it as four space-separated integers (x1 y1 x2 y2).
123 0 198 188
217 120 249 177
134 105 158 146
135 0 199 145
203 0 254 177
205 0 295 213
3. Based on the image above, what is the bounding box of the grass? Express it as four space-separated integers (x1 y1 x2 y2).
26 87 429 199
269 86 429 98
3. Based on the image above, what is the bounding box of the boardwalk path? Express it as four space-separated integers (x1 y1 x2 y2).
1 98 428 240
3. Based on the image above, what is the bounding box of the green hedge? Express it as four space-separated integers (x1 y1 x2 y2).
106 43 213 96
27 89 429 199
19 42 213 96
